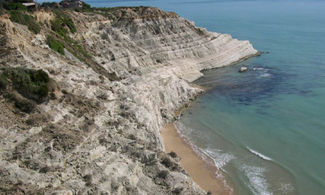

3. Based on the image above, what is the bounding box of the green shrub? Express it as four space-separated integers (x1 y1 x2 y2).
61 36 91 59
50 17 68 37
27 20 40 34
0 4 4 15
62 17 76 33
14 98 35 113
157 170 168 179
74 2 92 12
47 36 65 55
1 67 50 103
3 2 27 11
30 69 50 83
49 11 92 61
9 10 40 34
82 2 91 10
0 74 8 90
101 32 108 40
92 7 118 13
41 2 60 9
51 11 76 37
75 43 90 58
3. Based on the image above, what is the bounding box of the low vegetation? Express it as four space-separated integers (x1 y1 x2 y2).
47 36 65 55
41 2 59 9
49 10 91 59
71 40 91 59
2 2 27 11
79 6 152 20
0 67 51 113
9 10 40 34
79 7 120 19
0 67 50 103
58 2 122 19
74 2 91 12
0 73 8 90
0 4 3 15
13 97 35 113
51 10 76 37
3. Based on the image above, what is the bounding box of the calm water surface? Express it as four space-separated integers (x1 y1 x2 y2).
41 0 325 194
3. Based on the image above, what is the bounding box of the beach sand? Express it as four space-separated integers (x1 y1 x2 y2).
161 123 232 195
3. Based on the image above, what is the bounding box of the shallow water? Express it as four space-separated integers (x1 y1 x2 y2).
43 0 325 194
174 1 325 193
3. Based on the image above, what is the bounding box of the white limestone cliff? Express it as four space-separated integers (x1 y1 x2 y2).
0 7 258 194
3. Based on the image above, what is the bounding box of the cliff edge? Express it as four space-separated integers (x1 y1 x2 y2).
0 6 258 194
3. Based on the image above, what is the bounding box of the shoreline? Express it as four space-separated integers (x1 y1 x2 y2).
161 51 261 194
161 123 233 195
0 4 260 194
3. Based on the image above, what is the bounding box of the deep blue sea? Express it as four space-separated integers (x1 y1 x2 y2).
39 0 325 194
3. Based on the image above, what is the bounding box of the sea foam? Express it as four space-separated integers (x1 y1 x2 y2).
247 147 273 161
241 165 273 195
202 148 235 170
175 122 235 169
259 73 272 78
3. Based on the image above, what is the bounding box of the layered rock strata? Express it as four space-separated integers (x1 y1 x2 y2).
0 7 258 194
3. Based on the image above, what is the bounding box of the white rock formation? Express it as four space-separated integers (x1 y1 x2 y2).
0 7 258 194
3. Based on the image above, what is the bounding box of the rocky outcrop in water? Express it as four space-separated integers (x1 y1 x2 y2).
0 7 257 194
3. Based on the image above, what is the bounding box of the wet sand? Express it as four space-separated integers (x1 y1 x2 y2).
161 123 233 195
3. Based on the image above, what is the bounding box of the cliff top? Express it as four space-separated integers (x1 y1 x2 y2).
0 0 178 19
92 6 178 20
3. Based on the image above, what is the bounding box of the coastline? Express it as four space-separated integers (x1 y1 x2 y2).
161 123 233 195
160 50 261 195
0 6 259 194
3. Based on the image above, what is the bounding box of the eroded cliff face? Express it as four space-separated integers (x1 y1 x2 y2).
0 7 258 194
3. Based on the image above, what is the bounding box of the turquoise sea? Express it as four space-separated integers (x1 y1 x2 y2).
40 0 325 194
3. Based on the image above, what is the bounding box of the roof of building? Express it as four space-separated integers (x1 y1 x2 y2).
22 3 36 7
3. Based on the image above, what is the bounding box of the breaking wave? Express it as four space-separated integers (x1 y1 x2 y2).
201 148 235 170
241 165 273 195
247 147 273 161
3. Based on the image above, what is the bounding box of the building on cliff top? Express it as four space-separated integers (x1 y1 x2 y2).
22 1 40 11
0 0 39 10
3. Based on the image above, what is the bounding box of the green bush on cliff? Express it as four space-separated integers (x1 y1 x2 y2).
74 2 91 12
81 2 91 10
63 17 76 33
92 7 119 13
3 2 27 11
0 74 8 90
49 10 92 62
41 2 60 9
51 10 76 37
59 35 91 59
47 36 65 55
74 43 90 58
9 10 40 34
50 17 68 37
0 2 5 14
0 67 50 103
14 98 35 113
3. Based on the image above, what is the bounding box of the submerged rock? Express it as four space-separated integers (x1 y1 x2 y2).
239 66 248 73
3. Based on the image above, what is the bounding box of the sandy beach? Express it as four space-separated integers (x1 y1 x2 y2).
161 123 233 195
